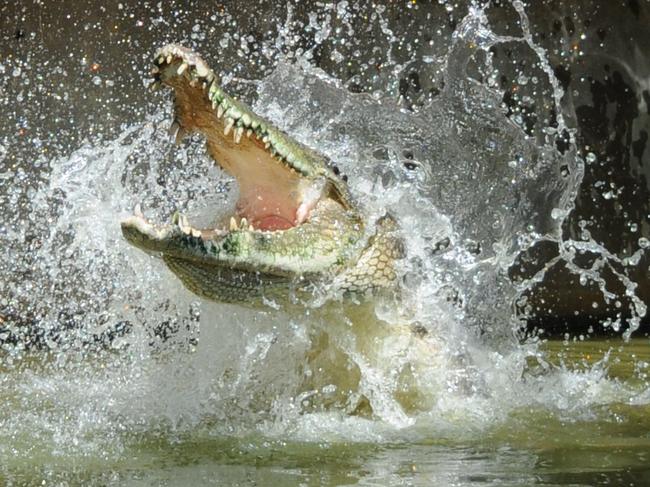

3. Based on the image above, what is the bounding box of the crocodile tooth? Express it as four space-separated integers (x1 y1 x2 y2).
168 121 180 142
134 203 144 218
151 66 159 74
148 81 161 91
195 63 209 78
175 127 186 145
234 126 244 144
177 62 188 75
189 79 197 87
229 216 238 231
241 114 251 126
212 100 218 110
191 228 201 238
248 225 254 231
166 54 173 64
264 142 271 149
262 135 270 143
179 215 191 234
157 55 165 64
239 217 248 229
168 121 186 145
246 129 252 138
230 216 239 232
217 104 225 118
224 117 235 136
174 212 191 234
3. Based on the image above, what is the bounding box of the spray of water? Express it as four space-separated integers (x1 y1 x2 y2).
0 1 647 472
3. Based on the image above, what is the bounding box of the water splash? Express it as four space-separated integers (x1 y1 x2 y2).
0 1 648 477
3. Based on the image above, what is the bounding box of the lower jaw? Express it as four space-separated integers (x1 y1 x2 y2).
162 254 296 305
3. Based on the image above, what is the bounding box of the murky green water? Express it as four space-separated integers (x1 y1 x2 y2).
1 339 648 486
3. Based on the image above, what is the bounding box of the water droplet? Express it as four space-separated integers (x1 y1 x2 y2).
551 208 566 220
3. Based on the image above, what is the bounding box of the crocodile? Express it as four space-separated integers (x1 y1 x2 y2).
121 44 403 307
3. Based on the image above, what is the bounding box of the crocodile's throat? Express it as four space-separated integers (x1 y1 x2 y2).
121 45 401 305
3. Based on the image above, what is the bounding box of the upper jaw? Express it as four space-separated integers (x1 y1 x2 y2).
149 44 354 230
149 44 347 178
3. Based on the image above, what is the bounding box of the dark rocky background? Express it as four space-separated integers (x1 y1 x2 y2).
1 0 648 338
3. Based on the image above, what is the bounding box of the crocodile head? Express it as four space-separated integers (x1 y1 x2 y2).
121 45 402 306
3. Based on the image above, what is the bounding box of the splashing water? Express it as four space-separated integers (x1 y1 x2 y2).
0 2 648 484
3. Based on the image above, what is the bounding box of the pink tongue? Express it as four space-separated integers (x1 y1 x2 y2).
255 215 294 231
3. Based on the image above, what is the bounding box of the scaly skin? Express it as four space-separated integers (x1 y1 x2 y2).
121 45 403 306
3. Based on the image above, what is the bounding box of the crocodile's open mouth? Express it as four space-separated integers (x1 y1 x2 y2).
122 44 352 247
121 45 400 304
